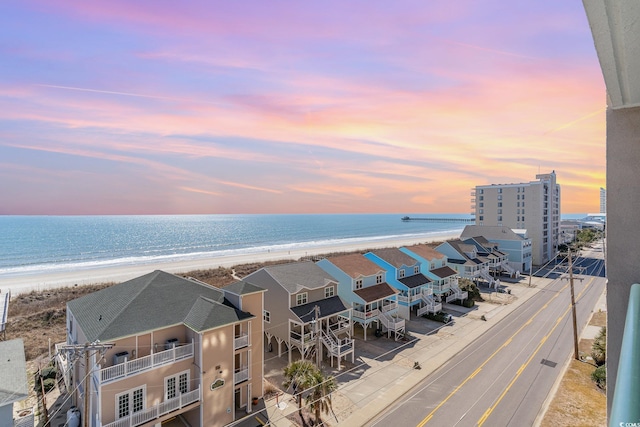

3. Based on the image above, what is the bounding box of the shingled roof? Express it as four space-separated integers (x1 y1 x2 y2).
403 244 445 261
369 248 417 268
0 339 28 407
325 253 384 278
256 261 338 294
68 270 254 342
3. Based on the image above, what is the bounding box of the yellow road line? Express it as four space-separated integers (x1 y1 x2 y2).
477 277 595 426
416 282 569 427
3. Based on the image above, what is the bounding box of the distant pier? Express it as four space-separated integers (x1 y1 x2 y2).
401 216 475 223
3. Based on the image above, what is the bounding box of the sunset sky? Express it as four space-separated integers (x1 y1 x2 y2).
0 1 606 215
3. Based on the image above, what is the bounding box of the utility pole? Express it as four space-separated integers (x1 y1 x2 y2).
314 305 321 367
568 250 580 360
57 342 114 427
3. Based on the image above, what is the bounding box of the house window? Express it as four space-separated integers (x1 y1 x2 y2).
479 216 484 221
497 195 502 200
263 310 271 323
376 274 383 284
325 286 335 298
479 202 484 208
165 371 189 400
498 216 502 222
479 195 484 201
414 266 420 274
355 278 363 290
498 202 502 207
498 209 502 214
116 386 145 419
399 269 405 278
296 292 308 306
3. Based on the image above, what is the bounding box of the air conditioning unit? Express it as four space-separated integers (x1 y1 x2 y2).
165 338 179 350
113 351 129 365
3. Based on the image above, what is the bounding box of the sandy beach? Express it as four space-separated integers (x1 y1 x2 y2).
0 231 461 295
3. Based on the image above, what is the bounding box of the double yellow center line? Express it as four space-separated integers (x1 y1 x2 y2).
418 278 593 426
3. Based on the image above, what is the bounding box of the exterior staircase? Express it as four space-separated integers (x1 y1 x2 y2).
500 260 516 276
447 282 469 303
320 330 354 369
479 268 496 287
378 310 405 341
418 291 443 316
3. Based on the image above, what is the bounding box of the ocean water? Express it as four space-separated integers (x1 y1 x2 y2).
0 214 473 277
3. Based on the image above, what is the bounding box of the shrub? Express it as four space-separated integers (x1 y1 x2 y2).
591 326 606 366
458 278 484 302
591 365 606 389
42 378 56 393
40 366 57 380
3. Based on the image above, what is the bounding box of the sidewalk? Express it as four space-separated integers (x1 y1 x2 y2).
263 278 547 427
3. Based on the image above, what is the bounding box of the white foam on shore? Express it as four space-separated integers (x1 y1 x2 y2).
0 231 460 295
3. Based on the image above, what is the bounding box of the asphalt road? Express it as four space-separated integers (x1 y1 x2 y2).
371 252 606 427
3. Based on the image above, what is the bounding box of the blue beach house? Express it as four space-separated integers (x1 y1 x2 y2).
460 225 532 276
364 248 441 320
400 244 467 303
317 253 405 341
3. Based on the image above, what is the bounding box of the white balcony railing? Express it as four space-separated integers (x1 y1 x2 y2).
329 317 350 333
234 334 249 350
103 386 201 427
352 308 379 322
234 367 249 384
397 295 410 303
381 301 398 313
290 331 315 345
100 343 194 384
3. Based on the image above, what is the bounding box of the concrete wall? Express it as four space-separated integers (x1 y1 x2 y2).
606 105 640 412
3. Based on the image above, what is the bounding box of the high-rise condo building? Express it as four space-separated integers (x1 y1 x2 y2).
600 187 606 213
472 171 561 265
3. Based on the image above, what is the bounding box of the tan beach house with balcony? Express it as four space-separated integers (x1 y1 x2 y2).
62 270 265 427
242 261 355 369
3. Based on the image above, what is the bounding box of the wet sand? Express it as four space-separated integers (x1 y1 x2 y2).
0 231 460 295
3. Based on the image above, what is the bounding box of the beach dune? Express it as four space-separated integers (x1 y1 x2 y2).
0 231 460 295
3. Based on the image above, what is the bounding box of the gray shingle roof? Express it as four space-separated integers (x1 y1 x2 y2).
431 266 458 278
0 339 28 406
259 261 338 294
399 273 431 289
370 248 417 268
290 296 349 323
68 270 253 342
460 225 526 242
223 280 265 296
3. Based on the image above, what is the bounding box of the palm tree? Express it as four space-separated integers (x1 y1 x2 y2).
306 369 338 425
282 360 317 409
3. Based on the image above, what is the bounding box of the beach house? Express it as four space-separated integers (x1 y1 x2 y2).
317 254 404 340
63 270 265 427
241 261 355 369
461 236 512 278
363 248 441 320
0 339 31 427
435 239 495 287
399 244 467 303
460 225 532 275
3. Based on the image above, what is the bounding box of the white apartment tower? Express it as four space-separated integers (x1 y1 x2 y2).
600 187 606 213
472 171 561 266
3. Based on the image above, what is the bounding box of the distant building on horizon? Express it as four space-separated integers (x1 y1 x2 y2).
600 187 606 213
472 171 560 265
